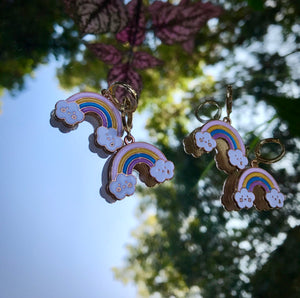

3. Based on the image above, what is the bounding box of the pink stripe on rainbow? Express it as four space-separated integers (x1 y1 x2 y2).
66 92 123 136
110 142 167 179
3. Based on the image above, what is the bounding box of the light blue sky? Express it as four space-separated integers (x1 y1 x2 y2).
0 62 143 298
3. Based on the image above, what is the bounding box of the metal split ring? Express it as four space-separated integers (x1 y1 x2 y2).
195 99 222 124
253 138 285 165
107 81 138 113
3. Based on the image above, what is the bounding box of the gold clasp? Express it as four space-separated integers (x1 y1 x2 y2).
195 85 233 124
103 82 139 143
223 85 232 124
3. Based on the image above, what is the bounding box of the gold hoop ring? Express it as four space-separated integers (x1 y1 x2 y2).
108 82 138 113
254 138 285 165
195 99 222 123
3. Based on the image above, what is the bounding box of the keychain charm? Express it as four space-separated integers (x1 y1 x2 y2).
52 91 124 153
183 86 248 174
52 82 174 202
108 141 174 200
101 83 174 201
221 138 285 211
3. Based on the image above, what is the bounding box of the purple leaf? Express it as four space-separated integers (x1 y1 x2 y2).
116 0 146 45
149 0 222 47
63 0 76 17
108 64 142 97
181 39 195 54
74 0 128 34
87 43 122 65
132 52 163 70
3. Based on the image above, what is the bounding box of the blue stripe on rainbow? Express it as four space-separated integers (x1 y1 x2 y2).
238 168 280 194
79 102 112 127
246 177 272 191
123 153 156 174
210 129 237 149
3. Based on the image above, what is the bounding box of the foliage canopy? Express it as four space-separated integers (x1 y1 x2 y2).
1 0 300 296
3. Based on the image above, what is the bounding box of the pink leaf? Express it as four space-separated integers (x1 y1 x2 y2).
87 43 122 65
75 0 128 34
116 0 146 45
149 1 222 48
132 52 163 70
108 64 142 96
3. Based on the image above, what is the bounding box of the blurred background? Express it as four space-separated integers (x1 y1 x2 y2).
0 0 299 297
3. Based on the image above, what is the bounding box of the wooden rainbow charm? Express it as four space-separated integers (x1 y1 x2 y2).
221 167 285 211
107 142 174 200
54 92 124 153
52 83 175 203
183 88 248 173
221 138 286 211
184 119 248 173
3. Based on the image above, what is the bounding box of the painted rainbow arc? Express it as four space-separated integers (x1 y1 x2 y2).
108 142 174 200
66 92 123 135
237 168 280 193
110 142 167 179
201 120 246 153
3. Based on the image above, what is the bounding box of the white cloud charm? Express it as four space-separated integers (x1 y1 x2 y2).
96 126 123 152
228 149 248 169
55 100 84 125
234 188 255 209
266 189 285 208
195 131 216 152
150 160 174 183
109 173 137 200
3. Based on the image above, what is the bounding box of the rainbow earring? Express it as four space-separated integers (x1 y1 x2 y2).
183 86 248 174
51 89 124 157
51 82 174 202
100 83 175 202
221 138 286 211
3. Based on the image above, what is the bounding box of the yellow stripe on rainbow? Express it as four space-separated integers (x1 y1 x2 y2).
76 97 118 129
117 147 161 174
238 168 280 193
206 123 240 150
242 172 274 189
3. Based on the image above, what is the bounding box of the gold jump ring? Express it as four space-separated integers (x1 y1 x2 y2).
254 138 285 165
195 99 222 124
108 82 138 113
